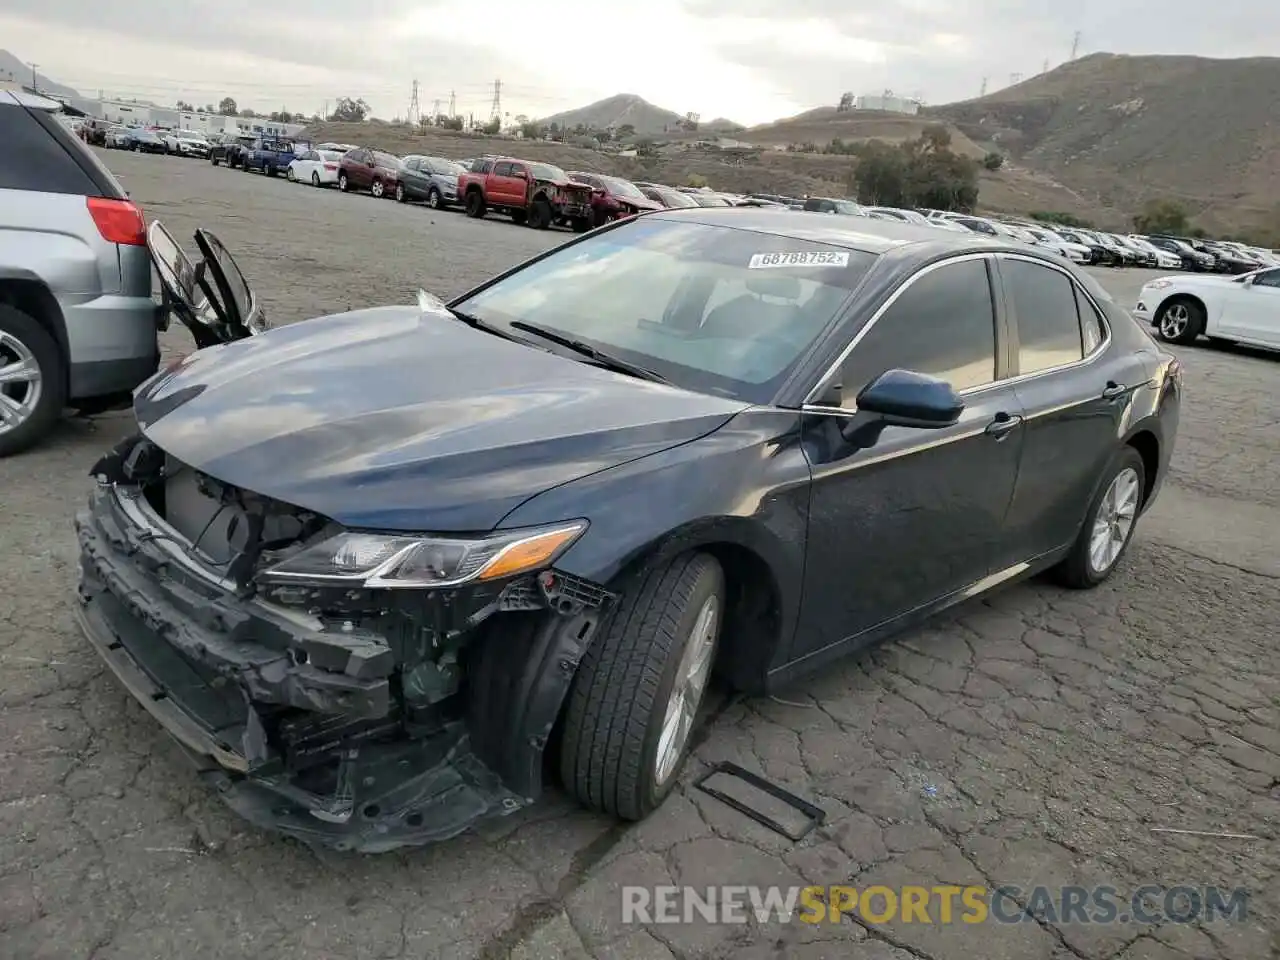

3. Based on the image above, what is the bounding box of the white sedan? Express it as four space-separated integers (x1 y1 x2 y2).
1134 266 1280 349
287 149 347 187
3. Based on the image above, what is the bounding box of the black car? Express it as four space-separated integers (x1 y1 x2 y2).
210 134 256 168
1198 241 1260 275
1145 235 1213 272
74 212 1181 851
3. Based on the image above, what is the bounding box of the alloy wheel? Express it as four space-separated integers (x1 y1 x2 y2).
1159 303 1190 340
371 180 384 198
654 595 719 786
0 331 44 437
1088 467 1140 575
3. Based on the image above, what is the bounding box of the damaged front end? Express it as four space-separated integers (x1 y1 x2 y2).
75 433 613 852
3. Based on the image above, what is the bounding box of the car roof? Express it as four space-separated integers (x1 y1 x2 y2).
646 207 1010 256
0 89 63 111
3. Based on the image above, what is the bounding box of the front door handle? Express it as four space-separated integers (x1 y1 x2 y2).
1101 381 1128 401
984 412 1023 438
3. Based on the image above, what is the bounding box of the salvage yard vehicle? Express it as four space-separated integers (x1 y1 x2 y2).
0 89 159 456
287 148 345 187
566 171 662 226
396 155 466 207
337 147 402 197
210 134 256 168
1136 264 1280 349
75 211 1181 850
243 138 297 177
456 157 594 230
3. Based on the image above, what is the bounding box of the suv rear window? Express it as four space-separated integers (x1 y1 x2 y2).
0 104 127 198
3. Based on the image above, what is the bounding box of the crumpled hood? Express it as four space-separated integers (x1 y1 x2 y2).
134 306 747 532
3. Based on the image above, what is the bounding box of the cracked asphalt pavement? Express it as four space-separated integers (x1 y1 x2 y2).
1 152 1277 960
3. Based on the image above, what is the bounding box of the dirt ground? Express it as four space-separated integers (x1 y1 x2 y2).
0 150 1277 960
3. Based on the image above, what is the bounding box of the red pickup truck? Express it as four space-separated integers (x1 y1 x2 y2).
455 157 594 231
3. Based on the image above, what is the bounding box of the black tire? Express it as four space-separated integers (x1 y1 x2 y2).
1154 296 1205 345
394 183 406 203
210 156 219 166
266 165 277 178
0 305 66 457
570 216 591 233
464 190 486 218
528 198 552 230
311 172 321 187
338 173 349 191
1052 447 1146 589
509 209 528 225
427 187 442 209
559 553 725 820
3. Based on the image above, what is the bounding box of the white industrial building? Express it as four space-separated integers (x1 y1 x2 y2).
62 94 308 137
854 93 921 115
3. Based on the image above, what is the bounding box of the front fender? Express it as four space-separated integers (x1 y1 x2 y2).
498 408 813 688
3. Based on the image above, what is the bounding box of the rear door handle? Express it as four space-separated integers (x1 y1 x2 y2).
985 412 1023 438
1101 381 1128 400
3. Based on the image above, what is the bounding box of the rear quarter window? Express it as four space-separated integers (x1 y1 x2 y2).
0 104 125 197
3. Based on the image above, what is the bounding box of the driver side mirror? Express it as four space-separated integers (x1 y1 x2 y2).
856 369 964 428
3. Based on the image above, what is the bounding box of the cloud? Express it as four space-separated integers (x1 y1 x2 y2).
4 2 1280 125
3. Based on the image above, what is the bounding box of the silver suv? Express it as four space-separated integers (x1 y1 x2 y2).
0 90 160 456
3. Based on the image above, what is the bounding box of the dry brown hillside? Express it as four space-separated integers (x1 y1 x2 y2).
743 107 988 158
928 52 1280 234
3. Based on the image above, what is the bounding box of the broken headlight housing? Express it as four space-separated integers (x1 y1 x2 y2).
258 521 587 589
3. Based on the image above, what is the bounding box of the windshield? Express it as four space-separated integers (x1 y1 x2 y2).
452 219 876 402
531 163 567 181
653 187 697 208
601 176 646 200
693 194 730 207
834 201 862 215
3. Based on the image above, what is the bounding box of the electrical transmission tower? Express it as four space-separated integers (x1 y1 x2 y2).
1042 59 1050 74
1071 31 1081 59
1009 72 1023 86
406 80 421 125
431 99 441 121
980 76 988 97
489 79 502 120
448 90 456 117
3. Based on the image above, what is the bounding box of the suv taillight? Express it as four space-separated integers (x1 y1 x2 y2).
87 197 146 246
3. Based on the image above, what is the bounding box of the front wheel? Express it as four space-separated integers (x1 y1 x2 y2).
1052 448 1146 589
338 173 349 191
1155 297 1205 345
312 172 321 187
286 167 296 181
427 187 442 209
570 216 591 233
528 198 552 229
394 183 406 202
559 553 725 820
464 191 486 218
210 156 219 166
371 179 385 198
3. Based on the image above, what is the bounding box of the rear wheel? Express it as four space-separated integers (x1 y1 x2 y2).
371 179 385 199
312 172 321 187
210 156 219 166
465 190 486 218
0 305 65 457
1155 297 1205 345
286 167 296 181
395 183 406 202
338 172 349 191
559 553 725 820
427 187 442 209
1052 448 1146 589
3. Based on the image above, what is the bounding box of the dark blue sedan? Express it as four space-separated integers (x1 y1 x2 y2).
75 211 1182 850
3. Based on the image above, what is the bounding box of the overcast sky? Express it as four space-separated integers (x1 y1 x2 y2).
3 2 1279 125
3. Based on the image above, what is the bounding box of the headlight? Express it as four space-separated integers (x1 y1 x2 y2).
258 521 587 589
1145 280 1173 290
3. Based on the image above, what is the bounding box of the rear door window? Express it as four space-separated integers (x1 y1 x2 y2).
0 104 125 197
1001 258 1086 374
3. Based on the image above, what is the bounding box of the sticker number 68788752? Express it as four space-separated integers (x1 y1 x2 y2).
748 251 850 269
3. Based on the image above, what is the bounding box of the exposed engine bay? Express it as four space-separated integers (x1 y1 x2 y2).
75 433 613 851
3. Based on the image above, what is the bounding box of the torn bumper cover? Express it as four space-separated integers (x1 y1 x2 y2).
74 482 610 851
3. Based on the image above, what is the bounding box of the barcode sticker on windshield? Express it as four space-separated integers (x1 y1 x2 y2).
749 251 850 269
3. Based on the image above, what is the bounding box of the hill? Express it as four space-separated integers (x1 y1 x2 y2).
538 94 692 135
0 50 80 99
742 106 989 158
927 52 1280 235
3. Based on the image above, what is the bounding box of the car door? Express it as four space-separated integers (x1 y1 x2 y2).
790 254 1025 663
489 161 518 204
994 254 1147 564
349 149 372 188
400 158 424 198
1220 267 1280 346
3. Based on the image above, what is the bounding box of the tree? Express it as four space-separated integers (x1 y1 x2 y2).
595 129 612 144
982 151 1005 170
851 142 908 207
481 117 500 135
330 97 370 122
850 129 980 212
685 173 707 188
1133 199 1190 234
218 97 238 116
239 108 256 118
268 110 294 123
837 92 854 112
439 115 463 131
176 100 194 112
682 111 700 132
1030 211 1094 228
617 123 636 138
520 121 545 139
